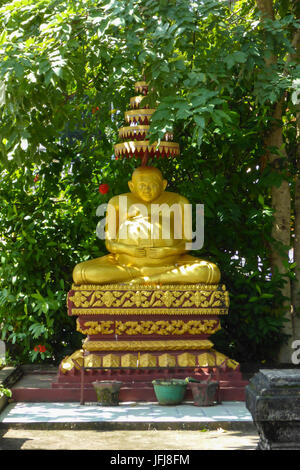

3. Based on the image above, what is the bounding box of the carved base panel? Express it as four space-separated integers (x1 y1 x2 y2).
59 348 239 375
76 317 222 337
67 283 230 317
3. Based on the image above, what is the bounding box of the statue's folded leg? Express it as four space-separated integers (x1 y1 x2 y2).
177 255 221 284
72 254 139 285
130 255 221 285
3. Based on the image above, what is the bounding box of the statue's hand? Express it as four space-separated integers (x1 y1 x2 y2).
108 242 146 258
148 247 165 259
148 244 185 259
127 246 146 258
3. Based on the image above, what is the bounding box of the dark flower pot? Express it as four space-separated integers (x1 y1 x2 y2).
92 381 122 406
189 380 220 406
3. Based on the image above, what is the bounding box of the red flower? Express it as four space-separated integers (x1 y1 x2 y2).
92 106 100 114
99 183 109 195
34 175 39 183
34 344 46 353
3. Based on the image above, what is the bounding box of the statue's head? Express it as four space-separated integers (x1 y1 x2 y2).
128 166 167 202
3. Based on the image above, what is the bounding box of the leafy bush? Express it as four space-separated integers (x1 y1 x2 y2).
0 150 136 364
0 384 12 399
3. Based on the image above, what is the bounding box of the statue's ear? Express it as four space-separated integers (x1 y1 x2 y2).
162 179 167 190
128 180 134 192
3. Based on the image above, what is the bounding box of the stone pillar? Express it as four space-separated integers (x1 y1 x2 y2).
246 369 300 450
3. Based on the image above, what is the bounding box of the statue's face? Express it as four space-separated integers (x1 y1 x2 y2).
130 174 165 202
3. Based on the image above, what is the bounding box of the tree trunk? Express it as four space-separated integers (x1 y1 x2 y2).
293 158 300 343
266 102 292 362
256 0 292 362
292 30 300 352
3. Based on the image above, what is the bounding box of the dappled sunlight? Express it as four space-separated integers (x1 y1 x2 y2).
0 402 253 424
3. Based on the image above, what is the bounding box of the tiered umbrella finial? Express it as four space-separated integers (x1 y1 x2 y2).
114 81 180 166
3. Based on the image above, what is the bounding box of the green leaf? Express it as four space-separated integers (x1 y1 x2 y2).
224 51 247 69
194 115 205 128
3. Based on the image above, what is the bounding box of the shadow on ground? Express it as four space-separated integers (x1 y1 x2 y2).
0 429 31 450
0 428 259 451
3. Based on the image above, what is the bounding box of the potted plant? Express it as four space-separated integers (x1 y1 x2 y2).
152 379 187 405
92 380 123 406
185 376 220 406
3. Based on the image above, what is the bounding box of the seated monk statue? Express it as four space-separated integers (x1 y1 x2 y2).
73 166 220 285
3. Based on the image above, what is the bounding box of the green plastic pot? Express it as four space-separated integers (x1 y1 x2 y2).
152 379 187 405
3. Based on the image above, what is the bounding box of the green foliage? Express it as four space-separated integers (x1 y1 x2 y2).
0 384 12 398
0 0 298 166
0 0 299 364
0 152 136 363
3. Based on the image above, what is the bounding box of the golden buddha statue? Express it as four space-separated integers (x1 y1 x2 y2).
73 166 220 286
58 81 241 385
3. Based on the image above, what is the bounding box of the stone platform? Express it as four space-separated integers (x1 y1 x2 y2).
9 367 247 403
0 401 254 431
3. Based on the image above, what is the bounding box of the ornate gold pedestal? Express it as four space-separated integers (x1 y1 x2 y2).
59 283 238 373
53 283 248 401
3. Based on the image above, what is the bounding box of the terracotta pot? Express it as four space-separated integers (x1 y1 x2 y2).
92 380 122 406
189 380 220 406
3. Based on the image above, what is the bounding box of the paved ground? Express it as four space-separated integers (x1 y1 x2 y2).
0 428 259 450
0 401 254 426
0 401 259 450
0 367 260 451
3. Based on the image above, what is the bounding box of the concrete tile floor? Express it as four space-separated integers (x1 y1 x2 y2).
0 402 258 450
0 401 253 425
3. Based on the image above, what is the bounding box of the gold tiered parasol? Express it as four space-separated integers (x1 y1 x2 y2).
114 81 180 166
